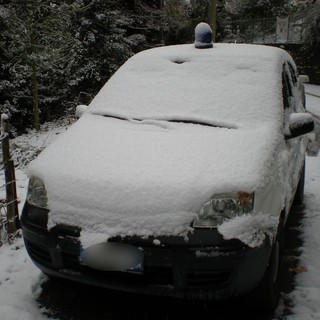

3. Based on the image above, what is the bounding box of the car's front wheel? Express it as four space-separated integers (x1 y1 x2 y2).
294 161 305 205
246 219 284 311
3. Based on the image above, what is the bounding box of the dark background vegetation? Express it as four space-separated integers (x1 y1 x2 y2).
0 0 319 133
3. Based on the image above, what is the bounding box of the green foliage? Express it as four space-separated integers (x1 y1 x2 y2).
0 0 164 133
0 0 80 131
164 0 213 45
163 0 192 44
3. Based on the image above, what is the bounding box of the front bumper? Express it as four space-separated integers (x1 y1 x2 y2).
21 201 272 300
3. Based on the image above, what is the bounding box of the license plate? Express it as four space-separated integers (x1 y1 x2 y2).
80 242 144 273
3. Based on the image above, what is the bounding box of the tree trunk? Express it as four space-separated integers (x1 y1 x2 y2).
32 62 40 131
209 0 217 42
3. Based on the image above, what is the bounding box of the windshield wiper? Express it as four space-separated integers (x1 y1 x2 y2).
103 115 171 129
102 115 234 129
168 119 234 129
103 114 128 121
168 119 214 127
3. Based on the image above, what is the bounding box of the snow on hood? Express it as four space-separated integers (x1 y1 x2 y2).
27 43 292 245
28 114 282 246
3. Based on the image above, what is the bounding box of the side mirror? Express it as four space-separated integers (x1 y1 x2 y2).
75 105 87 118
299 75 309 84
286 113 314 140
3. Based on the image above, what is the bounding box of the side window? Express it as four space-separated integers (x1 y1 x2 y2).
282 64 295 135
288 61 306 112
288 62 298 85
282 68 292 110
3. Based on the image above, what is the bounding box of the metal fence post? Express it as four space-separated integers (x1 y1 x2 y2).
1 114 20 242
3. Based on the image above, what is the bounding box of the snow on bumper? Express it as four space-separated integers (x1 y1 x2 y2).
217 213 279 248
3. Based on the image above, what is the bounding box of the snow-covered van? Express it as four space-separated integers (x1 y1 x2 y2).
21 23 314 310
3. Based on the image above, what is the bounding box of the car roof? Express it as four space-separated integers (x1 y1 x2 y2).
88 43 293 129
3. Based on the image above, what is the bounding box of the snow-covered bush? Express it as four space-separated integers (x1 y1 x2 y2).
8 117 74 170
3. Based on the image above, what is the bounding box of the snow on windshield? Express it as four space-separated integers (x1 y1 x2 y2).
88 43 290 129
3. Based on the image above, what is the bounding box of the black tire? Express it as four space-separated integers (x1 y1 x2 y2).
42 272 66 284
294 161 305 205
246 220 284 312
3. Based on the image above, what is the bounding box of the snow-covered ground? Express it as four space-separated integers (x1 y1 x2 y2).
284 84 320 319
0 120 73 320
0 84 319 319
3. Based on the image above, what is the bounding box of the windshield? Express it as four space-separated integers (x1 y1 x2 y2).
88 44 284 130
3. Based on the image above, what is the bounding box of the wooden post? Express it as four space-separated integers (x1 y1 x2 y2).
1 114 19 242
159 0 164 45
209 0 217 42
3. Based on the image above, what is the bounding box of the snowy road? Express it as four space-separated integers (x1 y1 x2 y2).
0 85 319 319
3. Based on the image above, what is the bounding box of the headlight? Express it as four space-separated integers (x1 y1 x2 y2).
26 177 49 209
193 192 254 229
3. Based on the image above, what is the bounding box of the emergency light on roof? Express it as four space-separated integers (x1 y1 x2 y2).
194 22 213 49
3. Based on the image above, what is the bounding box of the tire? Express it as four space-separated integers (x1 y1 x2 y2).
246 220 284 312
294 161 305 205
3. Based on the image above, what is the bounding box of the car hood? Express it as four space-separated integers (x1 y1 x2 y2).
28 114 282 246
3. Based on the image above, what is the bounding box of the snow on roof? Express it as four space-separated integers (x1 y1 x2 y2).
88 43 291 129
28 43 295 246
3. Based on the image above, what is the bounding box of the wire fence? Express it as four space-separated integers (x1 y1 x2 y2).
221 15 306 45
0 198 8 246
0 185 20 246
